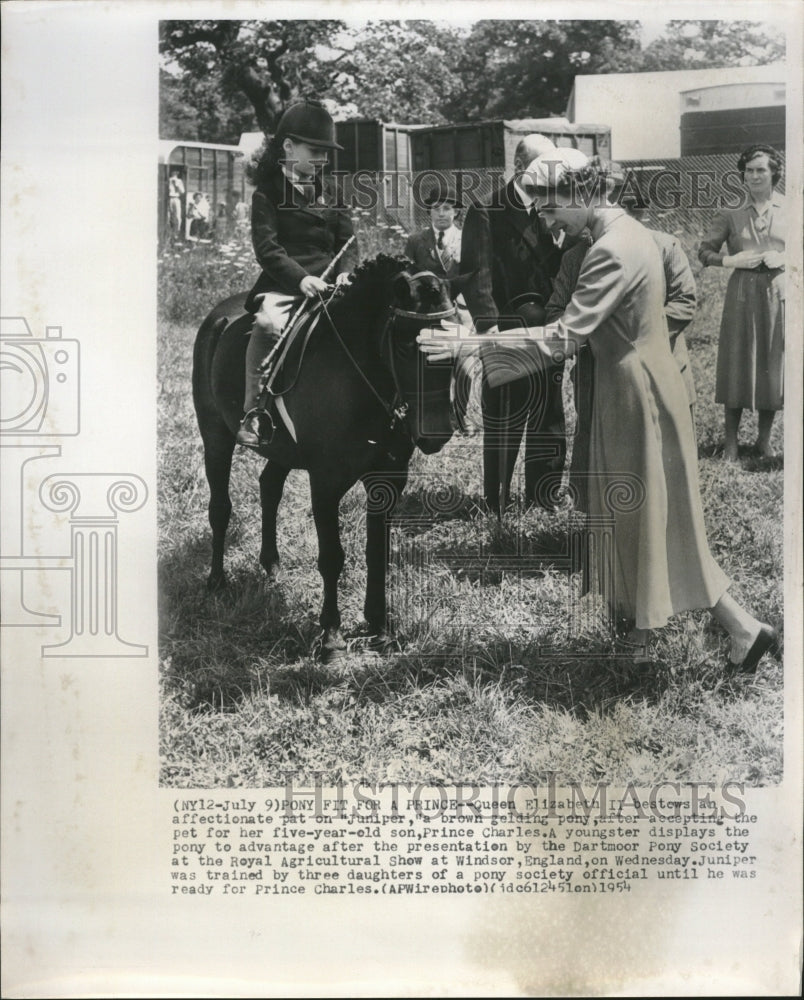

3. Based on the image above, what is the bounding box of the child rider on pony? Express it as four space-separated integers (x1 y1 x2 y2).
237 99 357 448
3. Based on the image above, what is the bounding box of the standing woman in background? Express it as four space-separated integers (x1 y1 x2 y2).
698 144 785 460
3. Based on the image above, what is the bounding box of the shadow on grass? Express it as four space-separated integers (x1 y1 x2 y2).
390 485 483 535
411 513 577 586
320 632 675 719
157 526 769 720
698 441 784 472
393 486 577 534
158 530 320 709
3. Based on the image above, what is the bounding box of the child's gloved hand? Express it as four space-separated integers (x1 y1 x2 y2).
300 275 331 297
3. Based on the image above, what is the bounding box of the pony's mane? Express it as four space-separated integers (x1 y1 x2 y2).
326 253 412 321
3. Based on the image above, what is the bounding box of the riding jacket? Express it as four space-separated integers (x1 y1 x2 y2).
245 165 357 313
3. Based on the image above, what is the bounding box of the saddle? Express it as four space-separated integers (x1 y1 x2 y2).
249 301 325 445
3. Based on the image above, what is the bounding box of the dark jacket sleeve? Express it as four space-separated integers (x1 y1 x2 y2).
251 190 309 294
404 233 417 262
459 201 499 333
698 211 730 267
544 242 589 323
661 236 697 335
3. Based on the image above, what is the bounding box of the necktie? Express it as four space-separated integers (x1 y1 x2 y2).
437 230 452 270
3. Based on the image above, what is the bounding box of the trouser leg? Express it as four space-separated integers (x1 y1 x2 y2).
523 359 567 505
481 376 529 510
242 294 297 415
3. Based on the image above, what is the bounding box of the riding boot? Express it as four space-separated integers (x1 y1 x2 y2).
237 324 278 448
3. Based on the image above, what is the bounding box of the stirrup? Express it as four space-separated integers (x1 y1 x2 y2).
237 406 275 448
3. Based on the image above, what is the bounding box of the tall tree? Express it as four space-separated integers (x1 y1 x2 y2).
343 21 464 124
444 20 643 121
638 20 785 71
160 67 256 143
160 20 348 139
159 18 787 144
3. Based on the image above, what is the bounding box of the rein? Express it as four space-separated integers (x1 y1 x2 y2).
316 285 458 446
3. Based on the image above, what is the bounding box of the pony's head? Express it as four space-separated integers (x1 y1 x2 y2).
386 266 458 455
327 254 460 455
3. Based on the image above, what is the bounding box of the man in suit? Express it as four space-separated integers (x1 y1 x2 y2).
405 183 462 287
459 134 584 512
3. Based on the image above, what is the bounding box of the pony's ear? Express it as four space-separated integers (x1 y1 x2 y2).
392 271 414 307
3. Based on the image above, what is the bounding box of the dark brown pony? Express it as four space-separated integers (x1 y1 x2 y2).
192 255 458 661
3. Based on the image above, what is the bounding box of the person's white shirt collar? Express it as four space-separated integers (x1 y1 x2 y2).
282 163 314 193
513 177 538 210
432 223 458 241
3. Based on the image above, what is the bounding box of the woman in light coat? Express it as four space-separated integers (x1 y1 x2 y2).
420 152 779 673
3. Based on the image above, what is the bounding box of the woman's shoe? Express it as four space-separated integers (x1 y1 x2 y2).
727 625 780 674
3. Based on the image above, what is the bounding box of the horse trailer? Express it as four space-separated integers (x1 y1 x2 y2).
158 140 248 242
333 117 611 176
680 81 786 155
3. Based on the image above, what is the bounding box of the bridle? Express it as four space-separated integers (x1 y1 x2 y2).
315 272 459 451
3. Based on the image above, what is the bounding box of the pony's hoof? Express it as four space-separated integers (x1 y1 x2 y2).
260 556 280 579
365 628 400 654
319 627 347 665
206 572 227 593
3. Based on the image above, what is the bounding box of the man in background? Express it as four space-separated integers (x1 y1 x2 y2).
168 170 184 237
405 182 463 288
459 134 587 512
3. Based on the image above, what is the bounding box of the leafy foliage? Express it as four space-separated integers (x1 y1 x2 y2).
442 20 643 121
639 20 785 72
343 21 465 124
159 18 786 144
160 19 347 139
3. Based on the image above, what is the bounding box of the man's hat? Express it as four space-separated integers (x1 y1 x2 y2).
421 179 461 209
275 100 343 151
505 293 546 328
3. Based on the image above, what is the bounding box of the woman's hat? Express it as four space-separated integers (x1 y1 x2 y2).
275 100 343 151
525 148 591 191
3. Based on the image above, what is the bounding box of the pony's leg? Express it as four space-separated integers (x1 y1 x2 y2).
362 468 408 636
259 460 289 577
310 475 348 661
203 426 236 591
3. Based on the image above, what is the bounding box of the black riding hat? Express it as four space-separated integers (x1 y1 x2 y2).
275 100 343 151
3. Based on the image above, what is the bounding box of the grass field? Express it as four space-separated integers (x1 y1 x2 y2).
158 220 784 788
